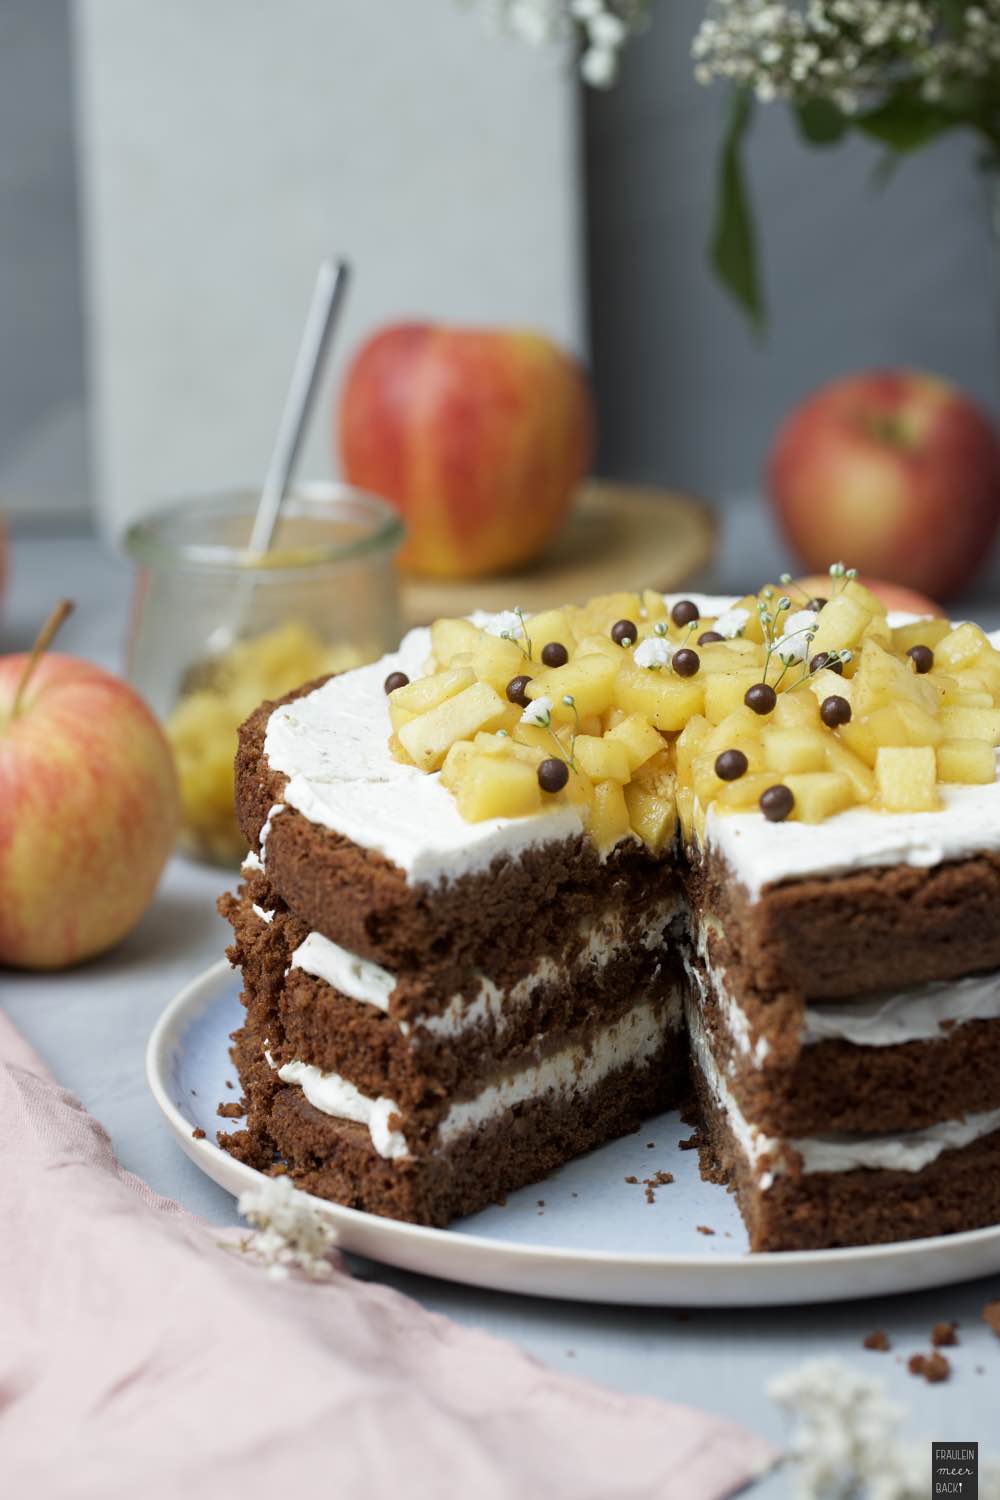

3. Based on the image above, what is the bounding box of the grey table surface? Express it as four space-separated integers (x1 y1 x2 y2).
4 519 999 1486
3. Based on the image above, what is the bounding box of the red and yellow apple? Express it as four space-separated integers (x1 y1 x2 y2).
338 323 593 578
794 573 944 619
0 619 179 969
768 370 1000 601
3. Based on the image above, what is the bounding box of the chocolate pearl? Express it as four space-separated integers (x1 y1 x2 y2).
611 619 637 648
384 671 409 694
760 784 794 822
671 599 700 628
506 674 533 707
698 630 724 646
820 694 852 728
541 641 569 668
907 644 934 674
673 648 700 678
715 748 748 782
806 596 828 612
537 757 569 794
809 652 844 676
744 682 777 715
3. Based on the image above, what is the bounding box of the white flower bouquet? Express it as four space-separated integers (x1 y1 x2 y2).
474 1 1000 325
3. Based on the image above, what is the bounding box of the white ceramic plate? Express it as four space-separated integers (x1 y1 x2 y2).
148 960 1000 1307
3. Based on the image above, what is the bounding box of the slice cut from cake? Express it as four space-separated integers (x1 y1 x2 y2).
220 578 1000 1251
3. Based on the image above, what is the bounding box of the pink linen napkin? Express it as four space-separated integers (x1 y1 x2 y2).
0 1010 776 1500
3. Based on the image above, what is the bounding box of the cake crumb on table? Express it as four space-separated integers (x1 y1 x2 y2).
983 1299 1000 1338
862 1330 890 1352
931 1321 958 1347
624 1175 639 1185
908 1352 950 1383
678 1133 701 1151
643 1171 674 1203
696 1224 715 1236
191 1127 206 1140
217 1101 244 1118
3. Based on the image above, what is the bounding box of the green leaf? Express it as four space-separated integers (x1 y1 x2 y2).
710 87 765 332
939 0 971 33
856 88 957 152
794 97 847 146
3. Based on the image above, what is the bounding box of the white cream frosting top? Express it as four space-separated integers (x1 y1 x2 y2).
263 620 584 887
262 595 1000 898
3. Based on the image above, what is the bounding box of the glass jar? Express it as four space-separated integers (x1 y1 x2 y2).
124 483 403 866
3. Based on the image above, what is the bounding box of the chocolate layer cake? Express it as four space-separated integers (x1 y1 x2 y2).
220 584 1000 1251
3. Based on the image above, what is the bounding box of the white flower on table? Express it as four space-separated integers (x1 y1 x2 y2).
236 1175 337 1281
520 694 553 727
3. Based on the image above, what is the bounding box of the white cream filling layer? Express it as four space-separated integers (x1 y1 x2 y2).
687 997 1000 1186
270 992 683 1161
803 971 1000 1047
290 930 396 1011
283 900 678 1035
252 904 274 925
275 1059 408 1160
692 916 1000 1052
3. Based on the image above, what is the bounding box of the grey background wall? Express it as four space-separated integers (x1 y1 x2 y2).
0 0 87 521
1 0 997 543
585 0 997 501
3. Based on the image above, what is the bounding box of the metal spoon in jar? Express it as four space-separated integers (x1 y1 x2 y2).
200 254 351 663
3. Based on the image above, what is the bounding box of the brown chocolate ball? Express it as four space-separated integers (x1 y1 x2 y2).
760 784 794 822
384 671 409 694
673 648 700 678
506 674 533 707
537 757 570 794
541 641 569 668
744 682 777 715
715 749 748 782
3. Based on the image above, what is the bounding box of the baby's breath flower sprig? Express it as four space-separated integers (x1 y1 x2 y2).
559 693 581 769
779 572 811 606
828 562 858 597
654 620 669 638
759 593 794 682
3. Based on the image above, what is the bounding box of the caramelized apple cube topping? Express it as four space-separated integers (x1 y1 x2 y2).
388 570 998 843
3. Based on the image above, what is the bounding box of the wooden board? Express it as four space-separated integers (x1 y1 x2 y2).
400 481 717 626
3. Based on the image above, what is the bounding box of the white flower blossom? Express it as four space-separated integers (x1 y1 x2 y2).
236 1175 338 1280
521 693 553 726
713 606 751 639
770 1358 1000 1499
483 608 525 641
470 0 652 86
633 636 676 669
773 607 817 662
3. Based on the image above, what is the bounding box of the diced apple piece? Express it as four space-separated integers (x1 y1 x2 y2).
589 779 632 852
892 618 950 655
439 739 474 789
514 721 572 756
939 705 1000 745
388 666 475 731
675 715 710 783
574 591 643 639
703 669 765 725
575 633 623 662
430 618 481 667
937 739 996 785
783 771 854 823
388 733 417 767
704 706 765 757
624 780 676 854
691 751 725 808
772 687 822 728
936 621 991 672
456 755 543 821
713 771 778 812
698 641 764 675
839 717 879 768
675 782 697 845
824 739 875 802
471 633 526 693
851 641 937 718
573 734 631 783
841 577 886 618
761 727 829 774
398 681 507 771
616 665 705 731
526 655 621 720
865 701 944 749
730 595 765 643
808 593 872 658
874 746 940 812
860 614 892 649
641 589 669 623
525 607 577 654
806 669 852 712
605 713 664 772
